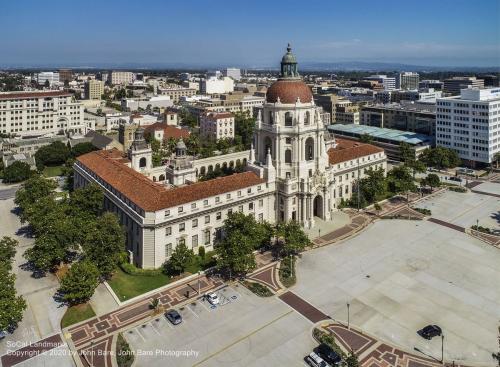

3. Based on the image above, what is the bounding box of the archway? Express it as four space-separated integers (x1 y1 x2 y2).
159 174 165 181
285 149 292 163
313 195 323 218
208 165 213 173
305 137 314 161
139 157 147 168
200 166 206 175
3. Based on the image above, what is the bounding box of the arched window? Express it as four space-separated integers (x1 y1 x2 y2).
139 157 147 168
269 111 274 125
159 174 165 181
208 165 213 173
285 149 292 163
285 112 293 127
304 111 311 125
153 176 157 182
305 137 314 161
264 137 272 158
200 166 206 175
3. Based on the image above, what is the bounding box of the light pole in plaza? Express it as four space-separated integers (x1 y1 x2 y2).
347 302 350 329
441 334 444 365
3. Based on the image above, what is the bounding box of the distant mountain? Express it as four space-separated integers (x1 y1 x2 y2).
299 61 499 72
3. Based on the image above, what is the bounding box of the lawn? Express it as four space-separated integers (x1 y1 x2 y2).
43 165 64 177
108 267 172 302
61 303 96 328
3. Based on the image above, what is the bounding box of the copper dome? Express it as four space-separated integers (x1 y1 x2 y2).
266 79 313 104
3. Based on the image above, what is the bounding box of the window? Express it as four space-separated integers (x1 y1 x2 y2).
164 210 170 218
249 202 254 210
285 112 293 126
238 205 243 212
165 243 172 258
216 212 222 220
179 223 185 232
192 219 198 228
228 208 233 215
259 199 263 208
215 196 220 203
226 193 231 199
205 215 210 224
204 199 209 206
286 137 292 144
247 188 252 194
178 206 184 213
191 203 197 209
165 227 171 236
285 149 292 163
192 235 198 247
238 190 242 197
178 237 185 246
204 229 211 245
258 213 263 221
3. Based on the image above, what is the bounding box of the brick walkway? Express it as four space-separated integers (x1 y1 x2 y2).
323 323 469 367
382 206 426 220
279 291 330 323
0 333 64 367
468 229 500 248
246 262 281 292
65 274 224 367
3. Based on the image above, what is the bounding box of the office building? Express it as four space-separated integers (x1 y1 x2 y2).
200 112 235 141
59 69 73 84
396 72 419 90
111 71 134 85
364 75 396 90
200 76 234 94
224 68 241 81
436 88 500 165
85 80 104 100
443 77 484 95
36 72 59 86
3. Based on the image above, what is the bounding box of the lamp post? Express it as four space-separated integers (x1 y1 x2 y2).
441 334 444 365
347 302 350 329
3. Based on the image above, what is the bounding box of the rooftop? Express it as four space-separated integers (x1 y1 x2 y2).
76 149 265 212
0 90 71 100
144 123 190 140
327 138 384 165
328 124 433 146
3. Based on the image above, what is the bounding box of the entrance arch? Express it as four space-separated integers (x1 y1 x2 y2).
313 195 323 218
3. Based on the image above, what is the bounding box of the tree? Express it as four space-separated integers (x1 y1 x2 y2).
424 173 441 191
359 133 373 144
24 234 67 273
0 237 18 271
71 142 98 158
2 161 32 183
164 243 195 275
0 267 27 331
44 80 50 88
345 349 360 367
14 175 57 213
179 109 198 128
69 184 104 219
220 212 272 250
34 141 70 170
400 142 426 178
420 147 461 169
59 261 100 305
234 111 256 148
115 88 127 100
82 213 125 279
387 165 416 196
358 167 387 204
274 221 310 257
215 231 256 276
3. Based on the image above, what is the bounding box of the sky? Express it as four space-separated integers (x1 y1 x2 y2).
1 0 499 68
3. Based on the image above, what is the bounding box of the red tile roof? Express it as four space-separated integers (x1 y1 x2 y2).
144 123 190 140
76 149 265 212
328 138 384 165
204 112 234 120
0 91 71 100
266 80 313 104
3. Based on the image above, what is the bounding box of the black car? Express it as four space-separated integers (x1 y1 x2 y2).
417 325 442 339
315 343 341 365
165 309 182 325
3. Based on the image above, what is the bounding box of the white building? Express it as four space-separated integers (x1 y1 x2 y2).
130 114 158 127
200 112 235 141
224 68 241 81
121 95 173 111
0 91 87 137
200 76 234 94
85 79 104 100
36 72 60 86
73 45 386 269
111 71 134 85
365 75 396 91
396 72 419 90
436 87 500 165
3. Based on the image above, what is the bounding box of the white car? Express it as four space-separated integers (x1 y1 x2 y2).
206 292 220 305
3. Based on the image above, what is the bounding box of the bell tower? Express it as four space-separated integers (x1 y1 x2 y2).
128 127 152 172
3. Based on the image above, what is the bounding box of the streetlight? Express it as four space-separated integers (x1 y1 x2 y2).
318 228 321 239
347 302 350 329
441 334 444 365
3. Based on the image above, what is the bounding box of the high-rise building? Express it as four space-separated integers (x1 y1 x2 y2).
110 71 134 85
58 69 73 84
200 112 235 141
443 77 484 95
396 72 419 90
364 75 396 90
436 87 500 166
224 68 241 81
36 72 59 86
0 91 87 136
85 80 104 100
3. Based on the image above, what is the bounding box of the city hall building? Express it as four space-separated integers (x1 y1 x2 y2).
74 45 386 268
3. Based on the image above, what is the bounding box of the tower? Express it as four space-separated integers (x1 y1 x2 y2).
255 44 333 228
128 127 152 172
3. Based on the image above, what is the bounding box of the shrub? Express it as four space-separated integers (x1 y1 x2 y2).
116 333 134 367
279 256 296 288
198 246 205 258
471 225 492 234
412 207 431 215
312 328 346 359
3 161 32 183
374 203 382 211
119 262 163 277
242 281 273 297
448 186 467 193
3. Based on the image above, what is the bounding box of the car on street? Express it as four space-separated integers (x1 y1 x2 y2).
165 309 182 325
315 343 341 365
417 325 442 339
304 351 329 367
206 292 220 305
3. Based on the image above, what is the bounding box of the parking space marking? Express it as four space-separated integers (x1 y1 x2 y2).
134 328 146 342
199 300 212 312
149 322 162 336
187 304 200 318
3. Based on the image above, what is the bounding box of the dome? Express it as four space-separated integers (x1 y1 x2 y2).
176 139 187 150
266 79 313 104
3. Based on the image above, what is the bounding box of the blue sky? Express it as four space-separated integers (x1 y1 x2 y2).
1 0 499 67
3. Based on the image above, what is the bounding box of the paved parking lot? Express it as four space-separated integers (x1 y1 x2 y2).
293 218 500 366
414 188 500 230
124 285 315 367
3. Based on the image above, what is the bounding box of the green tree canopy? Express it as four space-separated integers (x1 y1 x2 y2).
82 213 125 279
359 133 374 144
59 261 100 305
3 161 32 183
14 175 57 214
387 165 416 195
34 141 70 170
70 142 98 158
69 184 104 219
24 234 66 273
420 147 461 169
215 230 256 276
274 221 310 257
423 173 441 191
0 267 27 330
164 243 195 275
0 237 19 271
234 111 256 148
358 167 387 204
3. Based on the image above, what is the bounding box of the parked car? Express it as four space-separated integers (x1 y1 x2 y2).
165 309 182 325
449 176 462 182
206 292 220 305
417 325 442 339
304 351 329 367
315 343 341 365
0 330 7 340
